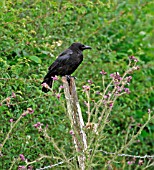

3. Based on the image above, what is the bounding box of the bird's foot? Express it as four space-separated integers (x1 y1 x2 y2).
65 75 77 87
65 75 70 82
65 75 77 81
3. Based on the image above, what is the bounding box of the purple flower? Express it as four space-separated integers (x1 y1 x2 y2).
100 70 107 75
95 91 100 95
33 124 38 128
18 165 26 170
103 92 111 99
116 86 122 93
126 76 132 83
51 75 58 81
148 109 151 114
22 112 27 117
69 130 74 135
102 100 107 105
27 108 34 114
137 123 142 127
110 73 114 78
129 56 135 60
12 92 16 98
82 85 90 91
129 56 138 62
59 85 64 89
41 83 49 89
33 122 43 128
114 81 120 85
19 154 25 161
6 97 11 107
127 161 133 165
124 88 131 94
56 93 61 100
134 58 138 62
135 66 140 70
132 66 140 71
9 119 13 123
138 160 143 165
110 72 122 82
6 97 11 102
28 166 33 170
109 102 113 108
87 80 93 84
103 95 108 99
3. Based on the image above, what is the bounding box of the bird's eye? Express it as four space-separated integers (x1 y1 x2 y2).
80 45 85 50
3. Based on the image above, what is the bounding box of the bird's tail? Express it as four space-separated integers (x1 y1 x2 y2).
41 77 53 93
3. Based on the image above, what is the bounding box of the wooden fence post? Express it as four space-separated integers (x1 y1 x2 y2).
62 77 87 170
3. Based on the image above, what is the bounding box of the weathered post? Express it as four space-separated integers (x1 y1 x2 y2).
62 77 87 170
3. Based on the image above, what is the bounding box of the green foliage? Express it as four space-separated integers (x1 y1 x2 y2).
0 0 154 169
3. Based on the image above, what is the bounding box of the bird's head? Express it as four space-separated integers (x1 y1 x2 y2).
69 42 92 51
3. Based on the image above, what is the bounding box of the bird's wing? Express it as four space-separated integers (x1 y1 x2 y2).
58 49 73 58
48 49 73 71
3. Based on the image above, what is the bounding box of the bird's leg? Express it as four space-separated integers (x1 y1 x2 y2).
65 75 77 84
65 75 76 88
65 75 77 80
65 75 71 86
65 75 75 94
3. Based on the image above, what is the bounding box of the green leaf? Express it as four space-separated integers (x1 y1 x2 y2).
29 56 42 64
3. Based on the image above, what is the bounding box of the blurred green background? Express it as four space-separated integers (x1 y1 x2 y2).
0 0 154 169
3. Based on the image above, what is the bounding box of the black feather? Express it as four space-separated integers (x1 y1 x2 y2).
41 42 91 93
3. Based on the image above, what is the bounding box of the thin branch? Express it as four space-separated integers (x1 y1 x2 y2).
26 155 52 166
108 114 154 165
0 111 27 153
100 150 154 159
36 157 75 170
35 151 154 170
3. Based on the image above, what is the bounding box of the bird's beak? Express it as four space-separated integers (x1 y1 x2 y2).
82 45 92 50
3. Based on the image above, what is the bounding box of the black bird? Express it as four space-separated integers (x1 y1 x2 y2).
41 42 91 93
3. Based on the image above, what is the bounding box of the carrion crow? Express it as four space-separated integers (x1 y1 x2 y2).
41 42 91 93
